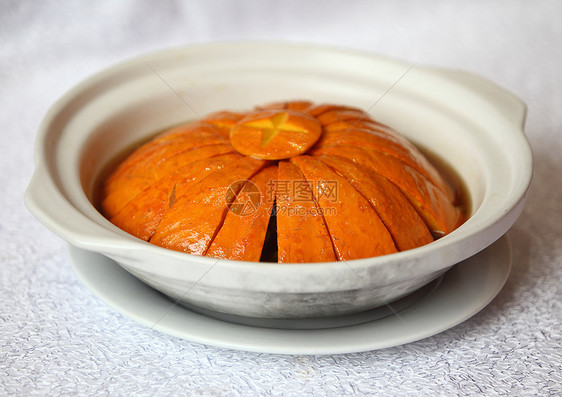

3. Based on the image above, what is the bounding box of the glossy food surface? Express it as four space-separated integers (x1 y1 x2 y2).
100 101 465 262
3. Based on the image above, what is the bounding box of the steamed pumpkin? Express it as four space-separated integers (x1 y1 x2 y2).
100 101 465 262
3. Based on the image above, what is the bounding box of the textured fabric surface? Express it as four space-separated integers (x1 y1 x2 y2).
1 1 561 395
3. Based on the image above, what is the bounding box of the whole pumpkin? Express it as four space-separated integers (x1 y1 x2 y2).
100 101 465 262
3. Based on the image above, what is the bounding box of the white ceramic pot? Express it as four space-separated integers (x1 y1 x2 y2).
25 43 532 318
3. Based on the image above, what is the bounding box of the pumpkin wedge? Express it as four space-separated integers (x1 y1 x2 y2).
149 157 266 254
319 155 434 250
206 165 277 261
102 144 233 217
104 127 227 192
312 128 451 197
291 155 398 260
110 153 239 240
304 104 364 117
309 146 461 234
276 161 337 263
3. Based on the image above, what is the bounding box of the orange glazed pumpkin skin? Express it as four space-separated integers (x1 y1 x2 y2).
101 100 465 262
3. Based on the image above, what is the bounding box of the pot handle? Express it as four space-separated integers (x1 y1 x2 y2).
24 162 135 252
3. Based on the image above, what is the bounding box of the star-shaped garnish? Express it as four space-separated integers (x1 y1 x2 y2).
230 109 323 160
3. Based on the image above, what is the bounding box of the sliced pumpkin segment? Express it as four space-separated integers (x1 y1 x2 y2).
203 111 244 135
256 101 289 111
230 109 322 160
291 155 397 260
137 122 228 151
109 153 239 241
103 133 231 197
207 165 277 261
102 144 234 217
256 100 313 112
105 127 226 188
317 109 371 126
310 146 461 234
286 101 314 111
149 157 266 254
312 129 453 199
324 119 388 133
304 104 363 117
316 109 400 137
319 155 434 251
323 119 408 145
276 161 337 263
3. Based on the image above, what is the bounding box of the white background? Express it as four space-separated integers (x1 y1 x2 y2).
1 1 561 395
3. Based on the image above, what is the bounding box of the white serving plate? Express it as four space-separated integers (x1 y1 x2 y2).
69 236 511 354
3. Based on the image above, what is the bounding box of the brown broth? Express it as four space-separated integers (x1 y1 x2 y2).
418 145 472 220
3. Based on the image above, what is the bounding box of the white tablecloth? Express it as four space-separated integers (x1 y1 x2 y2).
2 1 561 395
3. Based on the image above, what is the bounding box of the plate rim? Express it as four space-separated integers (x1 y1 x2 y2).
69 236 512 355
